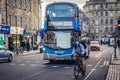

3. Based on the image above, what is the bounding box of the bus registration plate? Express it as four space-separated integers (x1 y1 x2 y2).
56 57 64 60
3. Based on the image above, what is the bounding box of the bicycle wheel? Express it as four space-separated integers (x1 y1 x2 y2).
74 63 80 79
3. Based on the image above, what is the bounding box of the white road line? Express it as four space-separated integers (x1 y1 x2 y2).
84 59 102 80
52 66 58 68
16 60 22 62
22 70 45 80
26 61 31 63
19 64 25 66
64 67 70 69
10 63 16 65
29 64 36 67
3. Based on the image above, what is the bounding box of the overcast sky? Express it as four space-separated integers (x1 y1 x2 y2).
41 0 89 9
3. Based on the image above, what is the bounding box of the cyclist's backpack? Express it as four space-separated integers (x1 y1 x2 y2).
79 42 87 49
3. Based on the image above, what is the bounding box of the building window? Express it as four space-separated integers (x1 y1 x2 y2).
15 16 17 27
108 4 115 9
8 15 11 26
7 0 11 5
105 11 108 16
100 19 103 24
105 19 108 24
110 18 113 24
20 17 22 27
93 19 95 24
14 0 17 7
106 27 108 32
100 4 103 9
28 0 31 11
117 4 120 9
24 0 26 10
110 27 113 32
105 3 108 8
96 12 98 16
95 4 99 10
100 12 103 16
20 0 22 9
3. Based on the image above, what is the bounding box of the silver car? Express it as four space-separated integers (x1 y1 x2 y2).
0 47 13 62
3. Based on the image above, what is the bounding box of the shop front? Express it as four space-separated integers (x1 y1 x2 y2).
0 24 10 47
24 30 38 50
9 26 24 51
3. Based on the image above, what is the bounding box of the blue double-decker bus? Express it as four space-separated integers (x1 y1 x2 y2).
42 2 86 62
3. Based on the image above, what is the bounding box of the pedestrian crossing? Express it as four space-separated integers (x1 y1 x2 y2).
8 59 110 69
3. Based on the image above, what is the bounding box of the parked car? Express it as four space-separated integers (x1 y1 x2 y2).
90 41 100 51
0 47 13 62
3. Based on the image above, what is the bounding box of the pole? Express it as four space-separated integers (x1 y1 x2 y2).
16 34 18 55
5 0 7 24
114 36 117 58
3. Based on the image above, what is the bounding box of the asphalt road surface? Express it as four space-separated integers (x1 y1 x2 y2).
0 45 114 80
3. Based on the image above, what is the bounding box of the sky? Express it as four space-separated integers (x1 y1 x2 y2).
41 0 89 9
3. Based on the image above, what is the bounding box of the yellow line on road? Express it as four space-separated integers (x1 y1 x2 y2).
103 61 107 65
106 61 109 66
103 61 109 66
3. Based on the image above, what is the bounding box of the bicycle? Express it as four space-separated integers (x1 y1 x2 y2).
18 47 25 54
72 54 86 79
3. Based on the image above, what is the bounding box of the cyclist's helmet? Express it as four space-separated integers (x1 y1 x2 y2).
71 41 78 48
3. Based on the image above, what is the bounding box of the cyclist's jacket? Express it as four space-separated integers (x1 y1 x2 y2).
74 43 85 55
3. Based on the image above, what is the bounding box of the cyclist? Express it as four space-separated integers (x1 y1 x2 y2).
71 41 86 75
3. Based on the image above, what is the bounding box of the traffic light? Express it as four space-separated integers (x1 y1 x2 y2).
117 18 120 31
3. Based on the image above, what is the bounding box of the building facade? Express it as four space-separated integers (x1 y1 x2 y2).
0 0 42 50
83 0 120 40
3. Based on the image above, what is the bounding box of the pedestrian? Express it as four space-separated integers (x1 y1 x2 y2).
117 38 120 54
4 42 7 49
26 39 30 52
20 40 26 49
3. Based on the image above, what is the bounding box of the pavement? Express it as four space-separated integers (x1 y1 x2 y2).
106 48 120 80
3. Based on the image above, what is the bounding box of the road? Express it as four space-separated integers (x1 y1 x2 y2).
0 45 114 80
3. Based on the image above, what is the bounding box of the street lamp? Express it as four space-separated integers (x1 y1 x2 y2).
110 12 117 58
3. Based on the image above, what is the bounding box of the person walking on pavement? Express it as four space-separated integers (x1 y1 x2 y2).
26 39 30 52
21 40 26 49
117 38 120 54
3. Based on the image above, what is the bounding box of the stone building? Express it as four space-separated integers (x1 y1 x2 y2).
0 0 42 50
83 0 120 40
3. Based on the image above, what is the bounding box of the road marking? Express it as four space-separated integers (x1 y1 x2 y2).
10 63 16 65
99 65 104 67
87 64 93 67
52 66 58 68
106 61 109 65
19 64 25 66
64 67 70 69
29 64 36 67
103 61 107 65
26 61 31 63
35 61 40 63
103 61 109 66
16 60 22 62
84 59 102 80
22 70 45 80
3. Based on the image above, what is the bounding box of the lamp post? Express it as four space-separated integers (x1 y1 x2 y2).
95 20 99 41
110 12 117 58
